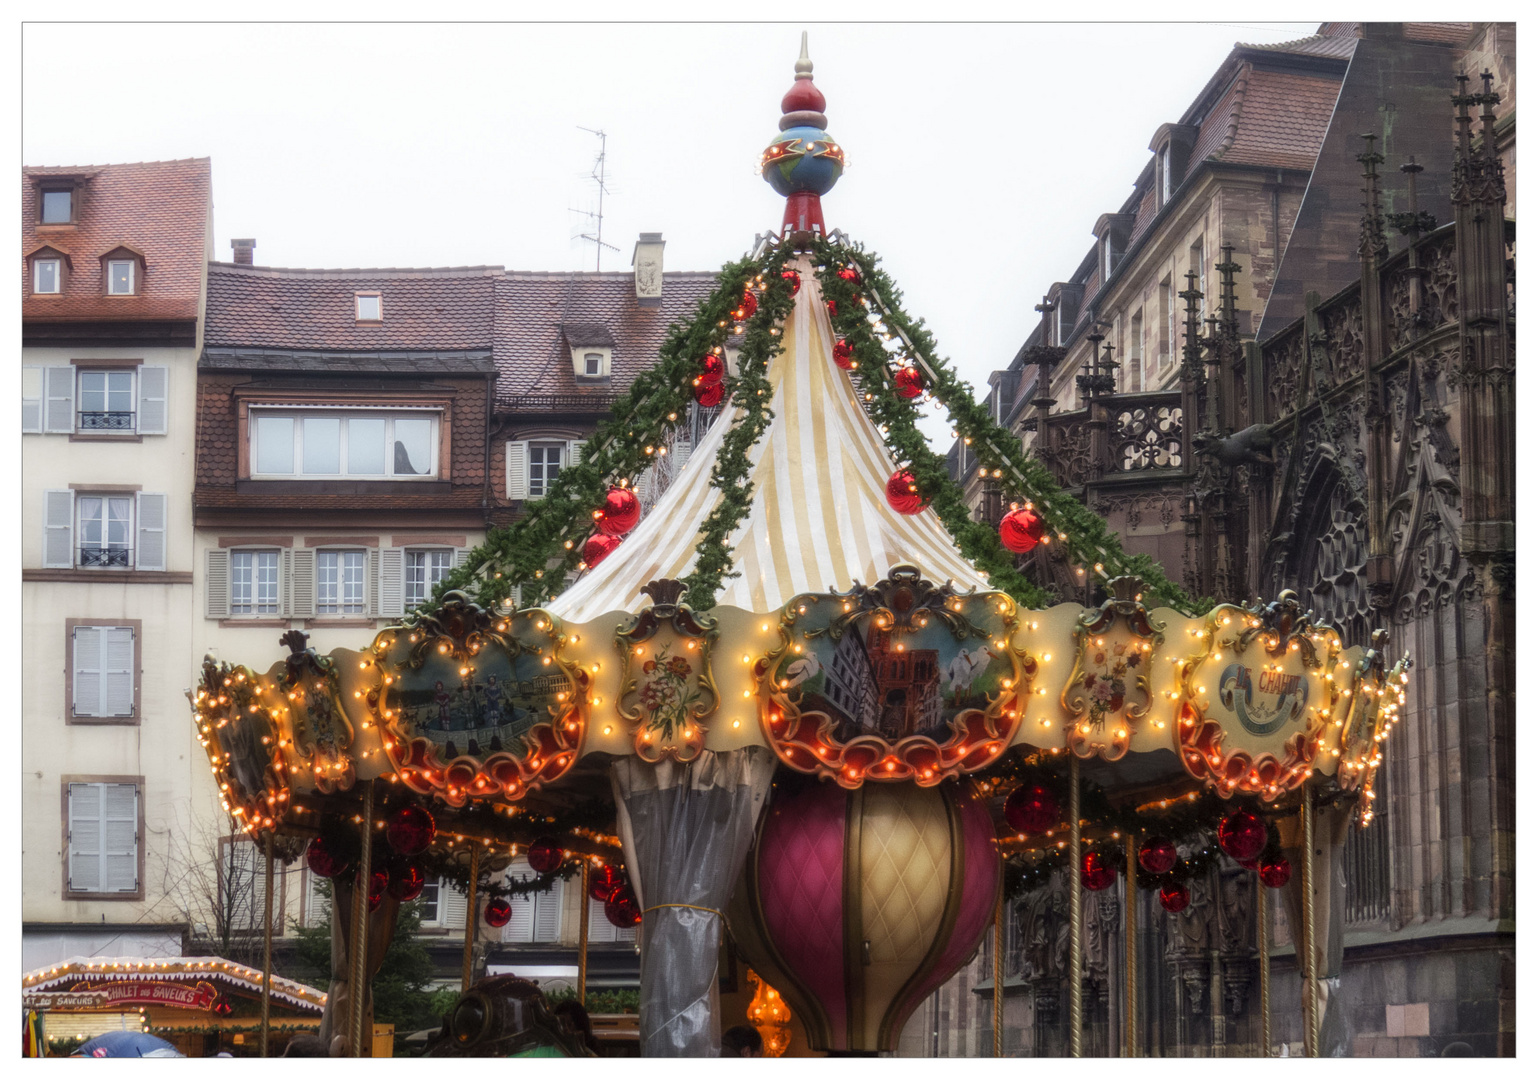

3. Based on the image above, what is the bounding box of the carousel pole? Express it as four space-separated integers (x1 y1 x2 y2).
461 846 480 993
1258 874 1271 1056
350 782 374 1058
1300 782 1319 1058
578 861 591 1005
260 830 274 1057
1123 832 1137 1057
992 884 1003 1057
1068 753 1082 1059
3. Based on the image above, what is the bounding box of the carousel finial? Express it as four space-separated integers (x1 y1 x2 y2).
794 30 812 76
761 32 844 241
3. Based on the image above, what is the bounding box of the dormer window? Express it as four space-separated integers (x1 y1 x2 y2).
355 292 382 322
41 189 73 224
1159 144 1172 205
33 258 61 294
583 352 603 376
107 259 135 295
563 322 615 379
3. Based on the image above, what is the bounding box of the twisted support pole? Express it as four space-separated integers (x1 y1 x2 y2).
1301 784 1319 1058
1258 874 1271 1057
461 845 481 993
260 831 274 1057
578 861 591 1005
1123 831 1137 1057
350 782 373 1058
1068 754 1082 1059
993 884 1004 1057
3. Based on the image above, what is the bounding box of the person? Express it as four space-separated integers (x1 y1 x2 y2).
721 1025 764 1057
281 1034 329 1057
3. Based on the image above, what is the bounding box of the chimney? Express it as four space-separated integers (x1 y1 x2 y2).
231 238 256 266
632 232 664 308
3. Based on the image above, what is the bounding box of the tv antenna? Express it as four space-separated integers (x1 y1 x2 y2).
570 126 619 271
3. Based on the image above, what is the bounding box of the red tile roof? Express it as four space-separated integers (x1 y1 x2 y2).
21 158 212 322
1212 69 1343 171
1237 33 1359 60
1402 23 1472 45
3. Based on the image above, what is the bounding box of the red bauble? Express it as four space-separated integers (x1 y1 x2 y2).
885 470 929 515
527 836 564 874
605 885 642 928
825 299 838 317
1003 783 1060 835
589 864 625 903
386 805 435 857
694 354 725 387
595 486 642 537
836 265 861 284
305 835 349 879
832 337 856 370
998 508 1045 554
737 288 758 320
484 897 513 928
583 532 621 568
1217 809 1267 863
1257 854 1292 889
1081 851 1117 891
894 366 924 399
367 868 389 911
1137 836 1178 876
388 861 427 902
781 269 801 296
693 380 726 407
1159 882 1191 913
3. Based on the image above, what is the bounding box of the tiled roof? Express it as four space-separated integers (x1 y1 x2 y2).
1212 69 1343 171
21 158 211 322
200 347 497 375
1403 23 1472 45
1237 33 1358 60
205 263 499 351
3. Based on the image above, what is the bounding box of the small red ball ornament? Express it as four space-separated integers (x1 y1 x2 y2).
589 864 625 903
527 836 564 874
781 269 801 296
386 805 436 857
999 507 1046 554
825 299 838 317
595 486 642 537
484 897 513 928
693 380 726 407
1257 854 1292 889
1003 784 1060 835
694 354 725 387
368 868 389 911
837 265 861 284
1081 851 1117 891
605 885 642 928
1218 809 1267 863
305 835 349 879
582 532 621 569
894 366 924 399
388 861 427 902
1137 836 1178 876
737 288 758 320
1159 882 1191 913
832 337 856 370
885 470 929 515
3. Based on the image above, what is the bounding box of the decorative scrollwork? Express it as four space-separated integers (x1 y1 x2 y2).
615 579 720 763
1114 404 1183 471
278 630 355 793
1060 577 1164 760
192 656 291 831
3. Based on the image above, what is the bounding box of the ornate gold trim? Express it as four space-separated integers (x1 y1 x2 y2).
1060 577 1165 760
614 580 720 763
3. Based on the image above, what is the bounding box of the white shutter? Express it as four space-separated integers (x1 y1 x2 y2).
379 548 404 618
103 627 135 717
44 489 74 568
672 436 694 477
504 894 536 943
443 881 468 931
43 366 75 433
68 784 103 893
206 549 230 618
102 784 139 893
288 549 316 618
568 439 587 469
136 366 168 435
505 441 528 500
135 493 166 571
533 877 564 943
22 365 43 434
306 871 331 928
588 896 637 944
72 627 102 717
366 549 380 616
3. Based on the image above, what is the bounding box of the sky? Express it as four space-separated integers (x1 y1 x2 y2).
21 20 1318 446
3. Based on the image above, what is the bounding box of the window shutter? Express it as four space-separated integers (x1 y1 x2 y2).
44 489 74 568
505 441 528 500
288 549 316 618
43 366 75 433
672 435 693 477
454 548 471 569
206 549 230 618
568 439 587 468
378 548 404 618
72 627 102 717
136 366 168 435
102 783 139 893
534 877 564 943
103 627 135 717
135 493 167 571
442 881 468 931
587 896 636 943
366 548 380 616
22 365 43 434
68 784 103 893
306 871 331 928
504 893 536 944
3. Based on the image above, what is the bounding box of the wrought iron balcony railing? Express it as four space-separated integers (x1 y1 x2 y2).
78 410 136 431
79 547 132 568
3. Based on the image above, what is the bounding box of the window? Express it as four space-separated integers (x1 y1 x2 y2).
1128 311 1144 392
22 365 166 436
1191 238 1207 318
406 549 453 606
218 837 271 932
70 625 136 719
317 551 366 615
66 781 139 896
77 495 133 568
305 871 331 928
78 370 135 431
41 189 73 224
355 293 382 321
586 895 638 944
1103 241 1113 279
44 491 165 571
500 859 564 944
529 442 564 498
506 438 585 501
231 551 280 615
249 410 438 479
418 878 441 923
107 259 135 296
33 258 61 294
1159 144 1172 205
584 352 603 376
1159 277 1174 373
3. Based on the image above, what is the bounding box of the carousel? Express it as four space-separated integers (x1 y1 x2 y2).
189 37 1409 1058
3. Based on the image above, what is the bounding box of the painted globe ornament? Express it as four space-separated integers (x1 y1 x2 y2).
386 805 436 857
761 125 845 198
1003 783 1060 835
595 485 642 537
484 898 513 929
1257 853 1292 889
894 366 924 399
1081 850 1117 891
1218 809 1267 863
527 836 564 874
1159 882 1191 913
694 380 726 408
1137 836 1178 876
305 834 351 880
736 288 758 320
694 354 725 388
589 864 625 903
832 337 856 370
885 469 929 515
999 507 1045 554
605 885 642 929
582 532 621 569
388 861 427 902
780 269 802 296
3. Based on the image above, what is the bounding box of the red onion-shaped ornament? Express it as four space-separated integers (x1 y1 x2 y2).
1159 882 1191 913
832 337 856 370
484 897 513 928
999 507 1045 554
1003 783 1060 835
386 805 436 856
885 470 929 515
837 265 861 284
582 532 621 569
894 366 924 399
589 864 625 903
595 486 642 537
694 380 725 408
527 836 564 874
305 835 350 879
694 354 725 387
1217 809 1267 863
1081 851 1117 891
1257 853 1292 889
1137 836 1178 876
605 885 642 928
388 861 427 902
781 269 801 296
736 288 758 320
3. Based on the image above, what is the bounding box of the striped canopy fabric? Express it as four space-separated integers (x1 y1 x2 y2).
548 256 987 622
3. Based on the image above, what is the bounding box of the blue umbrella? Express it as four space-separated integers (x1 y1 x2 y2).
77 1031 182 1058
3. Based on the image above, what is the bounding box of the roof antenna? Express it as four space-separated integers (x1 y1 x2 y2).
570 126 619 271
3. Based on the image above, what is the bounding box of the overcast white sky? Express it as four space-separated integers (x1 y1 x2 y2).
22 20 1317 445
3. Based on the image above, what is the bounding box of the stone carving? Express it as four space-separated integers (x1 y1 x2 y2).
1114 404 1183 471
